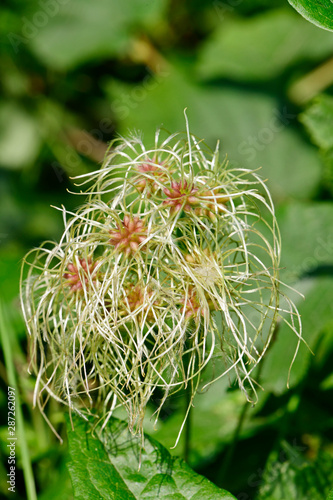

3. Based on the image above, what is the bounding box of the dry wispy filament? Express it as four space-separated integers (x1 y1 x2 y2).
20 118 302 444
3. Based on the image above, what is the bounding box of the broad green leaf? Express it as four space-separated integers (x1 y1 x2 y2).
276 201 333 283
0 102 41 169
300 95 333 194
288 0 333 32
259 201 333 392
257 441 333 500
66 414 236 500
28 0 167 70
260 276 333 393
327 489 333 500
197 9 333 82
315 319 333 369
106 64 322 200
300 94 333 150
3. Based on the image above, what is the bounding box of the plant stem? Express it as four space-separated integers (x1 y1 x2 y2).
288 56 333 104
0 300 37 500
220 322 281 482
184 381 192 463
219 399 250 482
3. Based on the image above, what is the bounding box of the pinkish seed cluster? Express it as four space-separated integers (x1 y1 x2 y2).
135 159 167 194
109 216 147 256
63 258 96 292
163 180 200 215
181 286 216 320
122 284 156 322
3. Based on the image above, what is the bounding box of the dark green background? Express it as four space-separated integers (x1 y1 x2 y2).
1 1 333 498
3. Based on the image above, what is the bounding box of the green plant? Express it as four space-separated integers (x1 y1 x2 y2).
2 2 333 499
19 117 303 495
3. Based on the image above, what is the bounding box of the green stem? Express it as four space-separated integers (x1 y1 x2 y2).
288 56 333 105
220 322 281 481
184 381 192 463
219 399 250 482
0 300 37 500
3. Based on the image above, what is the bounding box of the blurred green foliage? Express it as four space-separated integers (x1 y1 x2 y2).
1 0 333 498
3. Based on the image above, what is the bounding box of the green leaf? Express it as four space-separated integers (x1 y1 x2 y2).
260 275 333 393
257 441 333 500
106 63 322 200
259 201 333 393
300 94 333 150
300 95 333 194
197 9 333 82
277 201 333 283
288 0 333 32
28 0 167 70
66 414 236 500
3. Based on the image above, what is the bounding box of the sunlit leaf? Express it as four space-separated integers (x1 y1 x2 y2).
28 0 167 70
288 0 333 32
197 9 333 81
106 64 322 201
277 201 333 283
258 202 333 393
300 94 333 150
260 276 333 393
300 95 333 194
66 414 236 499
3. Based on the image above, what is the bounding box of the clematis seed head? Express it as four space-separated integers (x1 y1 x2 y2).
20 118 302 443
